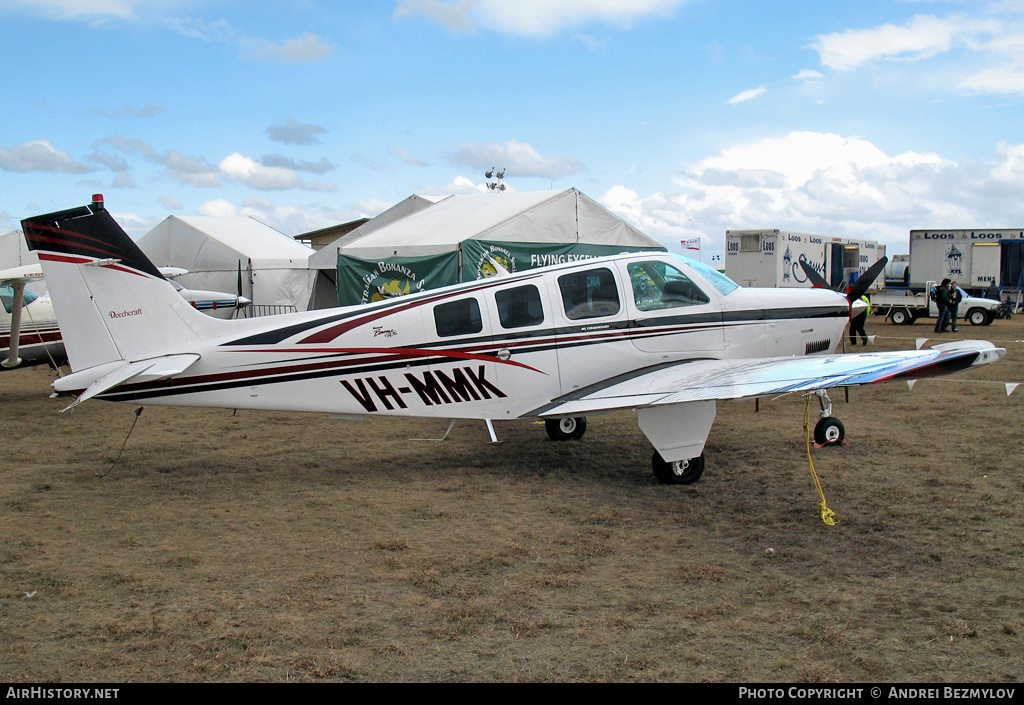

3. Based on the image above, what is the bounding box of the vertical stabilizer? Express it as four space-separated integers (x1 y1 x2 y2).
21 196 221 372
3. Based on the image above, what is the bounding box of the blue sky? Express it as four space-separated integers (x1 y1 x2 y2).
3 0 1024 260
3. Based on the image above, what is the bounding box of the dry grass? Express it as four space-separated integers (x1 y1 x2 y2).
1 316 1022 682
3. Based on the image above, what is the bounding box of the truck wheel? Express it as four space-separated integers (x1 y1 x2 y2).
890 310 909 325
967 309 990 326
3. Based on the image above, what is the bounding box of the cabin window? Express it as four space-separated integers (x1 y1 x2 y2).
558 268 620 320
0 285 39 314
495 285 544 329
628 261 710 311
433 297 483 337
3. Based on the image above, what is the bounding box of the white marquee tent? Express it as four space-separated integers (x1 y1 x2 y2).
322 188 664 306
339 188 657 260
139 216 316 313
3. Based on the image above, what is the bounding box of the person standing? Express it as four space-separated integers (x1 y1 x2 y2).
948 280 963 332
933 278 951 333
849 294 870 345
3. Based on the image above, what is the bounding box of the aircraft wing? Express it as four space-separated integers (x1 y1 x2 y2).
0 264 45 285
534 341 1005 418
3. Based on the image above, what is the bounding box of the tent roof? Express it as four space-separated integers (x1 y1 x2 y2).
309 194 435 270
139 215 313 270
0 230 38 269
339 189 659 260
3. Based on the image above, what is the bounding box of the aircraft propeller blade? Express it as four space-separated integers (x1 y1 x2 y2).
799 255 888 304
845 256 888 303
798 259 829 289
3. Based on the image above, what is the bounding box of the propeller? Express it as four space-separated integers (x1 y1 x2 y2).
799 256 888 304
845 256 888 303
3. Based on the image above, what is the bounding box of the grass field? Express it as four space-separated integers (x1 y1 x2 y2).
1 316 1022 682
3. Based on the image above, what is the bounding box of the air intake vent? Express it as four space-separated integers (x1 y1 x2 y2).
805 338 832 355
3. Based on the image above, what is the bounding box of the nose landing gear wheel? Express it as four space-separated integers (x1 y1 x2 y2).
652 451 705 485
813 416 845 446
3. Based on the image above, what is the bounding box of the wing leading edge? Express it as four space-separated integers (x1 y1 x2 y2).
531 340 1006 419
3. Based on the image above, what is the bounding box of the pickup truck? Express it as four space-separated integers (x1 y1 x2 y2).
870 282 1002 326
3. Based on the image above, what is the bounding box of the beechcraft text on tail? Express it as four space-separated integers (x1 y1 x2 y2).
20 196 1006 485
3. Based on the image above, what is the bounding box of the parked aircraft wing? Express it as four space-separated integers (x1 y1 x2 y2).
532 340 1005 418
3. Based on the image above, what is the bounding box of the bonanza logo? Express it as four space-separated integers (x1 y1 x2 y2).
360 261 425 304
474 245 517 279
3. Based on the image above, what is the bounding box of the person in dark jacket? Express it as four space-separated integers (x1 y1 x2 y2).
933 278 951 333
947 280 963 332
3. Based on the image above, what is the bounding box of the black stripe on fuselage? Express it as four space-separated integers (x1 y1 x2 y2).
96 304 848 404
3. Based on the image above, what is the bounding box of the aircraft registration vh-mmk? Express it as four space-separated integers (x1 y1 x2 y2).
21 196 1006 485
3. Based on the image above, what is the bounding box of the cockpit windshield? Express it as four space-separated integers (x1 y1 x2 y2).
670 254 739 296
1 284 39 314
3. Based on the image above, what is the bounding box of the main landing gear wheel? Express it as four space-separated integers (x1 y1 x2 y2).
545 416 587 441
813 416 845 446
652 451 705 485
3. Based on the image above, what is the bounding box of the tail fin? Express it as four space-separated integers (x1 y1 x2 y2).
21 195 220 372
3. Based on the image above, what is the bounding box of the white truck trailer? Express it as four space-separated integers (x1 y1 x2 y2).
908 229 1024 293
871 281 1002 326
725 230 885 290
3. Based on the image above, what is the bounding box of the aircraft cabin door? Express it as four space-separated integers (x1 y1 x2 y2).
622 259 725 358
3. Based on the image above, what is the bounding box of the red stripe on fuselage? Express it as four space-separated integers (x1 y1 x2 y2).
297 275 541 344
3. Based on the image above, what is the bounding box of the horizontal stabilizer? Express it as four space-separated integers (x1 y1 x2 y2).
58 354 200 412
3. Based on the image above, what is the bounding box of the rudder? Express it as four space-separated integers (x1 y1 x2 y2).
21 195 219 372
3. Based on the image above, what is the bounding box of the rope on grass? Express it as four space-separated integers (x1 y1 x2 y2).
803 395 837 527
96 407 145 478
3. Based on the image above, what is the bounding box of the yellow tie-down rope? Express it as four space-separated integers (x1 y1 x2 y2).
803 394 837 526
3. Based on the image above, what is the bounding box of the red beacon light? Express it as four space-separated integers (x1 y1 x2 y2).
91 194 105 210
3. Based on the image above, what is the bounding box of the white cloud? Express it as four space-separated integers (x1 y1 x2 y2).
99 136 222 187
198 199 238 218
414 175 488 200
160 194 183 210
391 146 428 167
446 139 584 179
600 131 1024 256
240 32 332 63
164 17 331 63
0 140 93 173
219 153 303 190
727 86 767 104
793 69 824 80
812 14 1001 71
267 117 328 145
261 154 334 173
394 0 690 36
5 0 141 19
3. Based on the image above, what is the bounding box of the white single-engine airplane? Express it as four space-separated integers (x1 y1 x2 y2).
1 266 64 370
22 196 1006 484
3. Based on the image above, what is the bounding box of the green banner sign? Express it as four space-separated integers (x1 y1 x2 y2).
336 252 460 306
461 240 665 282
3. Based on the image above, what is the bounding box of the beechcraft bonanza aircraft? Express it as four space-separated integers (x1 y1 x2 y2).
22 196 1006 484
